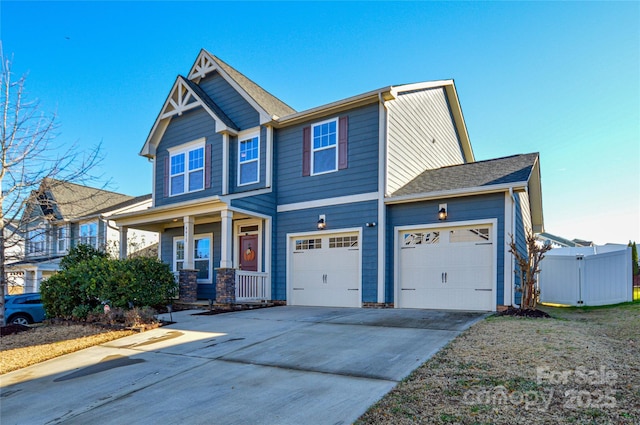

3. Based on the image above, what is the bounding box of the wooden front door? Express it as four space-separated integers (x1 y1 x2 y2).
239 234 258 271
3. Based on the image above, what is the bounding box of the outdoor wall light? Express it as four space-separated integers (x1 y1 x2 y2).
317 214 326 230
365 222 377 227
438 204 448 221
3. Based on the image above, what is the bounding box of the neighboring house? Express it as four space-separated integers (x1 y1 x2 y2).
536 233 594 249
3 220 26 294
113 49 544 311
7 179 158 293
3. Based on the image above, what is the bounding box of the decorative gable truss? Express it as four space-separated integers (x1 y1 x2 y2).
162 78 201 119
141 76 239 158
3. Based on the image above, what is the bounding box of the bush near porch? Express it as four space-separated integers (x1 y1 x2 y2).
41 245 177 320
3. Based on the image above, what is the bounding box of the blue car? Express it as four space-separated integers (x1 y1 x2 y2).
5 293 46 325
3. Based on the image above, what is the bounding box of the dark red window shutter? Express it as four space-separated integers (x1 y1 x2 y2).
163 156 170 196
302 126 311 176
205 144 212 189
338 116 348 170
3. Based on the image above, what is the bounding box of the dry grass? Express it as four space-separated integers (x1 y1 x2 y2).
0 324 135 374
357 302 640 425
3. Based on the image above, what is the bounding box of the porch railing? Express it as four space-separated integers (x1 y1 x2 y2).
235 270 269 301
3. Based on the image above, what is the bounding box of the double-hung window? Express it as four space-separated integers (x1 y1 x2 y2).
238 133 259 185
57 226 68 253
312 118 338 175
174 234 212 282
28 227 46 254
170 142 205 196
80 222 97 248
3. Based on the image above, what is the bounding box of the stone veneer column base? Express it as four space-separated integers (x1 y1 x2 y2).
216 268 236 305
178 269 198 303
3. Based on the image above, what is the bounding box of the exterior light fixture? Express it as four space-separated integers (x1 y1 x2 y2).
438 204 448 221
365 222 377 227
317 214 326 230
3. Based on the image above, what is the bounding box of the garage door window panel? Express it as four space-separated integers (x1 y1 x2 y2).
449 228 490 243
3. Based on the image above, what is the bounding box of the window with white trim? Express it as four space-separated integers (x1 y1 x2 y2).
27 226 46 254
80 222 98 248
174 235 212 282
238 133 259 185
57 226 68 253
312 118 338 175
170 144 204 196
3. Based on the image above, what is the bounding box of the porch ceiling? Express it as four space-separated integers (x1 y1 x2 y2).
112 198 256 232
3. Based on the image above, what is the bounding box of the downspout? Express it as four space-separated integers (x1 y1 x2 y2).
509 188 519 308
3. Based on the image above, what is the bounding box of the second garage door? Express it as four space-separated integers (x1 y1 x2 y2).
397 224 495 311
289 231 361 307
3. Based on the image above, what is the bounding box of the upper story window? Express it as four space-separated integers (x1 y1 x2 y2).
312 118 338 175
169 142 205 196
27 226 46 255
57 226 68 253
80 222 98 248
302 116 348 177
238 132 259 186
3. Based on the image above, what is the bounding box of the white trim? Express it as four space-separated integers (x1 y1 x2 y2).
393 219 498 311
310 117 339 176
277 192 378 213
237 129 261 186
377 98 388 303
151 157 156 206
173 232 213 283
385 182 529 205
264 217 272 300
222 187 273 202
266 126 273 187
504 191 514 306
222 133 229 195
56 224 69 254
168 140 206 197
228 205 272 220
234 219 263 272
286 227 363 307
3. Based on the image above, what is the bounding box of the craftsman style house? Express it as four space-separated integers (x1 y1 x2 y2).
7 179 157 293
114 49 543 311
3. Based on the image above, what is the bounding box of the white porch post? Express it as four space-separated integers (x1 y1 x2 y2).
119 226 128 260
34 270 43 293
220 209 233 268
183 216 195 269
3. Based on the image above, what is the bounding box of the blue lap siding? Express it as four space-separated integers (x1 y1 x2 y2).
386 193 506 305
275 103 380 205
274 200 378 302
198 72 259 130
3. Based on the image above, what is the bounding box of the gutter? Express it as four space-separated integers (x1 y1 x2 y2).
385 181 530 205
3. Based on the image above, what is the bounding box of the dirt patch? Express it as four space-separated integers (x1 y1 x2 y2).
357 302 640 425
0 324 31 336
498 307 551 318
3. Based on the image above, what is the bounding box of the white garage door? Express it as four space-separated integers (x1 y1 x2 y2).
289 231 361 307
397 225 494 311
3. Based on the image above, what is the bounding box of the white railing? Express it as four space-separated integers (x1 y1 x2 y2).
235 270 269 301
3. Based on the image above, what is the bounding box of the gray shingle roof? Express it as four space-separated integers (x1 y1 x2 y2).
392 153 539 196
207 52 296 118
40 178 136 220
182 77 239 131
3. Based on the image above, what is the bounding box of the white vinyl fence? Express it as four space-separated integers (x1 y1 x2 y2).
539 245 632 306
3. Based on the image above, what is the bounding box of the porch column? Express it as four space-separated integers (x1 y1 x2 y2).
183 216 195 269
220 209 233 268
119 226 128 260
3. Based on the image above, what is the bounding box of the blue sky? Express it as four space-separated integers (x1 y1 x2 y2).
2 1 639 244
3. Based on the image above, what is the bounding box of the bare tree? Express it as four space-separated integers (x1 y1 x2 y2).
1 47 102 325
508 232 552 310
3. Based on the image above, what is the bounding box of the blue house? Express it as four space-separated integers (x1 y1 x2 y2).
114 49 544 311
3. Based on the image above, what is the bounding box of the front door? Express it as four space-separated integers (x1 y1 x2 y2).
239 234 258 271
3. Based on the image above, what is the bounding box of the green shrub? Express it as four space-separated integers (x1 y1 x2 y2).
41 246 178 320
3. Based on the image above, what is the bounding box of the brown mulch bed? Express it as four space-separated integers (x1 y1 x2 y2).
498 307 551 318
1 324 31 336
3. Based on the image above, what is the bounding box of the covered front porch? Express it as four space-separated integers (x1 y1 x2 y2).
113 197 272 303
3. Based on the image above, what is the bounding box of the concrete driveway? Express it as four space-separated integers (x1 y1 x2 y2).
1 306 486 425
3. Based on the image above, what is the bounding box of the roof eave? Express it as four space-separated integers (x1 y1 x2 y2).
385 181 530 205
275 87 395 127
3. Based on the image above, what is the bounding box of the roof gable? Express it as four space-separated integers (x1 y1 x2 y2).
189 50 296 121
25 178 136 222
140 76 239 158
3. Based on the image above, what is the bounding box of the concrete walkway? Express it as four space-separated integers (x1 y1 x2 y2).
0 306 487 425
